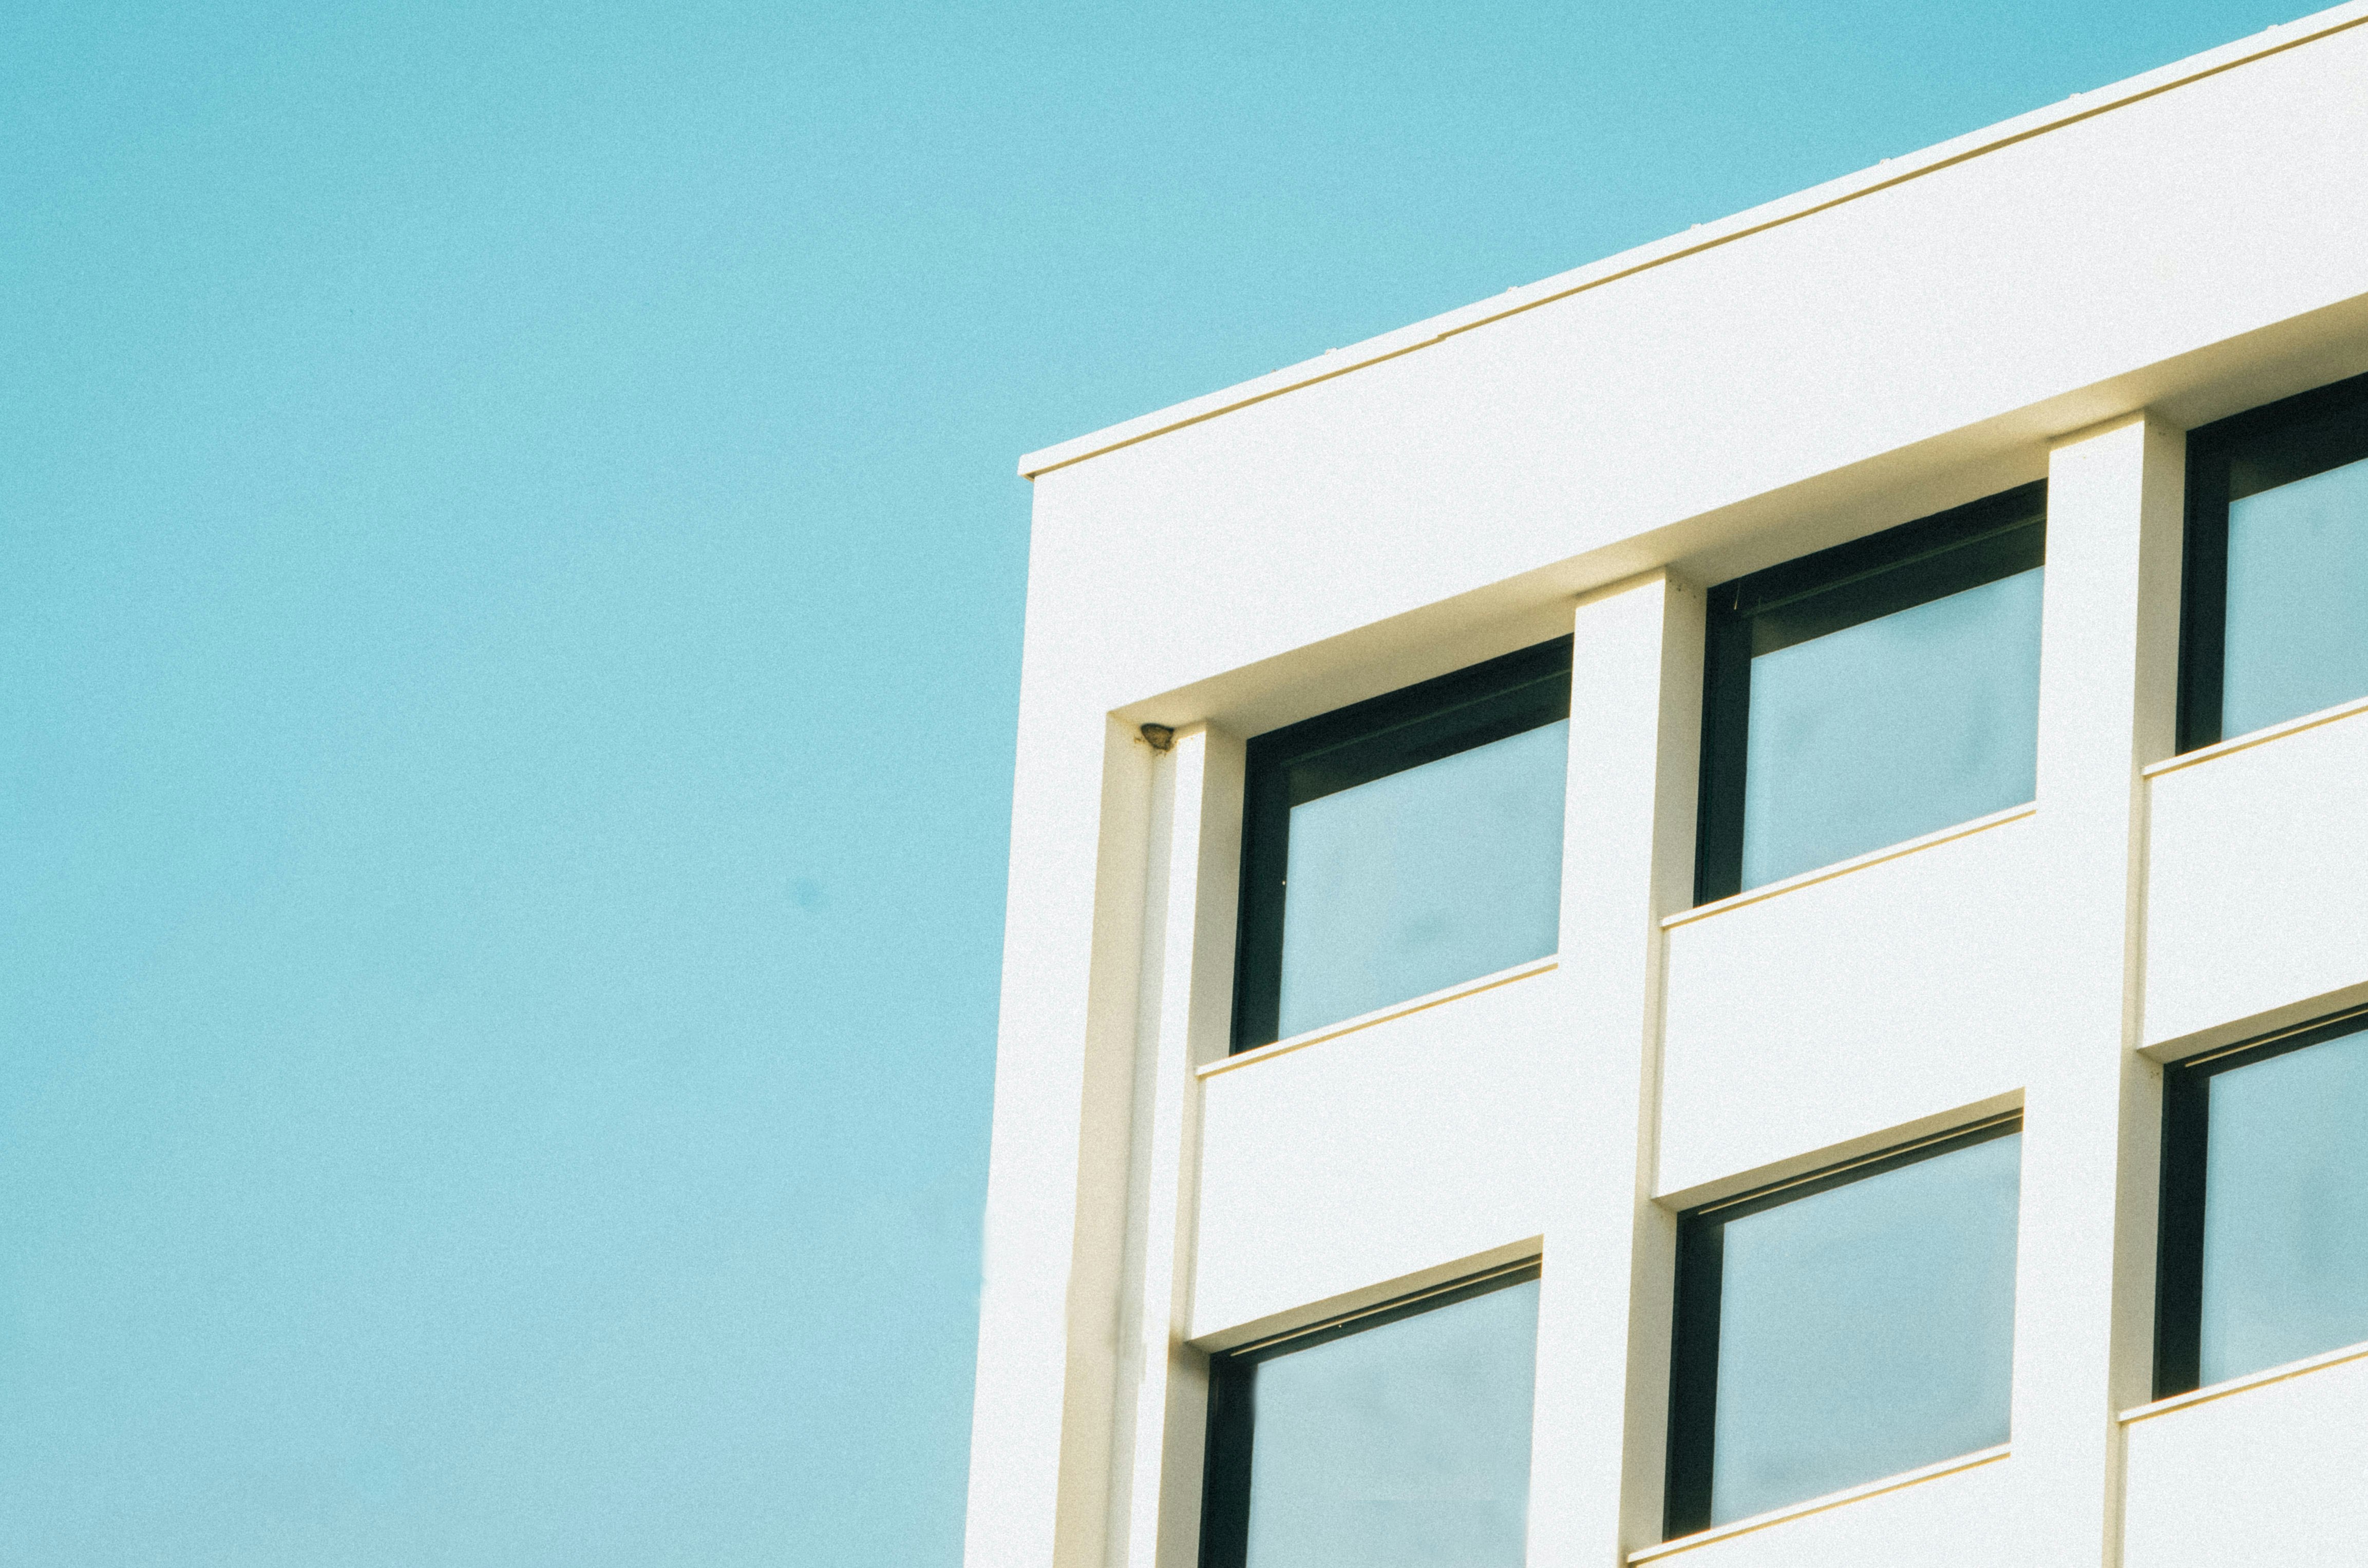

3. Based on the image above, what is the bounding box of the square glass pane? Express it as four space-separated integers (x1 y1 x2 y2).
1276 721 1566 1039
1239 1278 1539 1568
2222 455 2368 737
1740 569 2040 891
1705 1133 2020 1526
2199 1024 2368 1384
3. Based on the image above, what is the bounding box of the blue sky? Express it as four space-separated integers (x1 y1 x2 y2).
1 2 2302 1562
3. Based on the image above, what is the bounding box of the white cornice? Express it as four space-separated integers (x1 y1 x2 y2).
1018 1 2368 480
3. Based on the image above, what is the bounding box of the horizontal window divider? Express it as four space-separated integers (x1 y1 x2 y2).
1189 1237 1544 1355
1196 957 1558 1080
2120 1338 2368 1426
2144 690 2368 779
1677 1108 2022 1220
1212 1256 1544 1362
1663 802 2036 929
2159 998 2368 1074
1629 1445 2009 1562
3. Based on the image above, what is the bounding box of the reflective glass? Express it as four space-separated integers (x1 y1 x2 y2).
1708 1133 2020 1526
1277 721 1566 1039
1740 569 2041 891
1241 1279 1539 1568
2223 455 2368 737
2200 1025 2368 1384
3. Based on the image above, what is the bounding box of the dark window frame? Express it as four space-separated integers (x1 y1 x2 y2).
1663 1113 2023 1541
2152 1002 2368 1399
2175 369 2368 753
1198 1258 1544 1568
1230 638 1573 1054
1693 483 2049 905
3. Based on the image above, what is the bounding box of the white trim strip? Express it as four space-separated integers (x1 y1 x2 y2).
1662 803 2036 929
1196 957 1557 1079
2142 692 2368 778
2119 1339 2368 1425
1019 2 2368 480
1682 1111 2021 1219
1627 1445 2011 1561
1218 1255 1544 1360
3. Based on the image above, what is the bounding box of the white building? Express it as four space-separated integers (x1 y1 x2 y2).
965 9 2368 1566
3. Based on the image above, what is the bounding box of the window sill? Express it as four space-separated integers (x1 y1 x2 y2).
1663 803 2036 930
1627 1445 2010 1561
1198 957 1558 1080
2144 691 2368 779
2119 1338 2368 1426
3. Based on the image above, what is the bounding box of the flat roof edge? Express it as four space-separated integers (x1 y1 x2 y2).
1017 0 2368 481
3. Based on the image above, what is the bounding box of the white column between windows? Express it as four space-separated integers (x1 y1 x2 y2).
1108 724 1243 1568
1526 570 1704 1567
2015 411 2184 1565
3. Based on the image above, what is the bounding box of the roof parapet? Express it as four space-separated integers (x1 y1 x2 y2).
1018 0 2368 481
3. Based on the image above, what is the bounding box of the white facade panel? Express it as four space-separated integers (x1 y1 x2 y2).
1190 969 1567 1342
1658 815 2047 1196
2145 702 2368 1047
2121 1351 2368 1567
968 13 2368 1566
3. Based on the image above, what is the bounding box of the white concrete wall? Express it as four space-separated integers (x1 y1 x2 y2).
965 11 2368 1566
2121 1350 2368 1566
1658 813 2045 1198
1190 966 1565 1344
2145 699 2368 1048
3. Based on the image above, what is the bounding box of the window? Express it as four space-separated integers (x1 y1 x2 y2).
2155 1008 2368 1397
2177 369 2368 751
1232 639 1571 1053
1665 1120 2021 1538
1200 1264 1541 1568
1695 485 2046 903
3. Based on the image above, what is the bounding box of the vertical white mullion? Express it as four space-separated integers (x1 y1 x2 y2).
1110 724 1243 1568
2015 411 2184 1564
1102 739 1178 1568
1527 571 1704 1566
967 712 1158 1568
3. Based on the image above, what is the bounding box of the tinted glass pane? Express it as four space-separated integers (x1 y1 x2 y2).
1277 721 1566 1039
1739 568 2040 891
1243 1280 1539 1568
2200 1025 2368 1384
1709 1134 2020 1525
2223 455 2368 737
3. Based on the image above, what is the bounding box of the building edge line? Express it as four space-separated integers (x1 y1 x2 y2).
1016 3 2368 482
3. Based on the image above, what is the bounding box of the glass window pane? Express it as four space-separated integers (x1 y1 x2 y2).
1709 1134 2020 1525
2200 1025 2368 1384
1277 721 1566 1039
2223 455 2368 737
1741 569 2041 891
1242 1279 1539 1568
